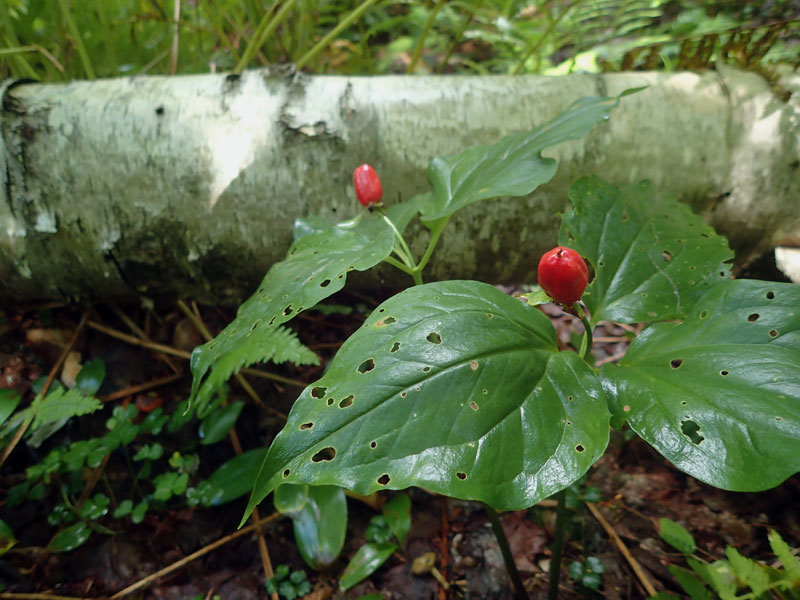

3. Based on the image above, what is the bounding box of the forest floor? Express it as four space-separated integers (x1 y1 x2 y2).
1 257 798 600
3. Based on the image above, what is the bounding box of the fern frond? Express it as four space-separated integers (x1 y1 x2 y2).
30 388 103 431
193 324 318 411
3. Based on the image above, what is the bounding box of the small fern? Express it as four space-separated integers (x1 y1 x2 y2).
654 519 800 600
191 324 319 413
2 388 103 439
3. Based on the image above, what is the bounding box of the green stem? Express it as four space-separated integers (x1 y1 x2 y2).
383 255 415 275
415 216 449 274
511 1 577 75
56 0 96 79
295 0 380 70
233 0 288 74
438 0 481 73
547 489 567 600
382 214 417 269
407 0 445 74
577 305 593 363
485 504 529 600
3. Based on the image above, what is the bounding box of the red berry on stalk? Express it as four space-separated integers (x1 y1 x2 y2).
537 246 589 305
353 164 383 207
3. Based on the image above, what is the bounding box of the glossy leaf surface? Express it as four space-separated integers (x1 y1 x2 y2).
421 94 629 222
199 401 244 445
659 518 696 555
190 214 393 407
200 448 268 506
245 281 609 522
560 176 733 324
601 280 800 491
0 519 16 556
48 521 91 553
339 542 398 592
274 484 347 570
75 358 106 396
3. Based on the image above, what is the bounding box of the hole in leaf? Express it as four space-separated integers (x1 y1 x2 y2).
622 213 629 222
776 416 783 421
422 366 431 373
250 320 261 332
358 359 375 373
320 279 331 288
769 329 779 338
469 401 479 411
598 261 605 267
377 474 390 485
766 291 775 299
370 441 377 449
311 387 327 399
680 420 704 444
283 469 290 478
720 370 729 376
390 342 401 353
487 313 493 319
376 317 397 327
426 332 442 344
283 305 293 316
470 360 479 370
748 313 759 322
482 389 488 395
327 398 334 406
575 444 585 453
681 401 687 406
400 391 407 398
662 250 672 262
300 422 313 430
566 420 573 425
670 358 683 369
567 395 574 401
339 395 354 408
456 472 467 480
268 317 276 326
699 310 709 319
378 308 385 313
311 447 336 462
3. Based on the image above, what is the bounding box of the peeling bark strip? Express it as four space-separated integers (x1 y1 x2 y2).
1 67 798 304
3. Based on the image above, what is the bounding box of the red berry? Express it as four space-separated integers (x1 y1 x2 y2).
353 164 383 207
537 246 589 305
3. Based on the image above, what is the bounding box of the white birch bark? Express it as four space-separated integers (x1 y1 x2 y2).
1 66 798 303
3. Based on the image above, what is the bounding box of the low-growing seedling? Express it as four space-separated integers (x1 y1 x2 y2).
265 564 311 600
653 519 800 600
190 89 799 598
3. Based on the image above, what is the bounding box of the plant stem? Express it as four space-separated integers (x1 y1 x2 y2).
295 0 380 70
407 0 446 73
546 489 567 600
382 214 417 269
578 307 593 363
485 504 529 600
56 0 96 79
416 216 449 274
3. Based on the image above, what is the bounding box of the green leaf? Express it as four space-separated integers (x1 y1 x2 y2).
48 521 91 553
601 279 800 491
569 561 585 580
80 493 110 520
768 530 800 582
75 358 106 396
725 546 769 594
199 401 245 445
659 518 696 555
420 94 626 222
382 493 411 544
667 565 711 600
0 519 16 556
244 280 609 523
274 484 347 570
0 389 20 427
581 572 603 590
190 215 394 409
193 448 269 507
113 499 133 518
131 500 148 524
688 558 737 600
560 176 733 325
339 542 398 592
29 388 103 432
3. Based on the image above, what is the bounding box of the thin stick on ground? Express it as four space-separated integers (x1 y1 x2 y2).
107 302 181 373
100 372 184 403
108 512 282 600
586 502 657 596
0 593 90 600
0 310 91 470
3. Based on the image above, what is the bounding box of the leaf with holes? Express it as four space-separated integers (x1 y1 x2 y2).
190 215 394 408
242 280 609 524
420 93 635 223
601 280 800 491
560 176 734 325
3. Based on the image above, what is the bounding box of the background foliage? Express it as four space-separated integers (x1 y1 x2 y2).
2 0 799 82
